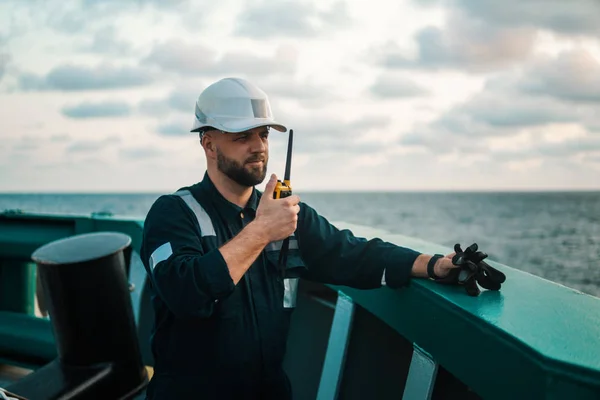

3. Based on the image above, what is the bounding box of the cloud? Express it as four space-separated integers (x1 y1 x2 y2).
44 0 193 34
156 121 191 136
0 53 8 81
213 47 297 76
373 10 536 73
19 64 154 91
62 101 132 119
448 92 576 129
263 80 330 101
536 137 600 158
82 26 133 56
399 92 586 153
420 0 600 37
138 99 172 117
138 85 201 120
152 107 392 155
66 137 120 153
144 40 297 77
50 134 70 142
139 75 339 123
166 88 200 113
119 146 164 159
584 154 600 164
14 142 39 152
517 49 600 103
234 1 350 38
369 73 429 98
144 40 216 75
398 50 600 155
281 113 393 154
491 136 600 162
259 77 342 109
81 0 189 6
587 120 600 133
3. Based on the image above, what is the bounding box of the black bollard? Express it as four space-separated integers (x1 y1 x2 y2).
6 231 148 400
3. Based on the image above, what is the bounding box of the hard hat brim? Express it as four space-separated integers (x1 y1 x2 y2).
191 117 287 133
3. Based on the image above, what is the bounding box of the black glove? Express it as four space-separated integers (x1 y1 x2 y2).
436 243 506 296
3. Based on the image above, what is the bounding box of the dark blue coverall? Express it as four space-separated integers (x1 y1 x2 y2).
140 172 421 399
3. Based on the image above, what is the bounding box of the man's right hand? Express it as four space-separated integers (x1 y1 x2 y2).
254 174 301 242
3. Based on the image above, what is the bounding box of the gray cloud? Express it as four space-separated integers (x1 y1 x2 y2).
536 136 600 158
62 101 132 119
374 11 536 73
144 40 216 75
1 2 96 38
451 93 576 129
145 40 296 77
156 121 191 136
119 146 164 159
278 113 393 154
396 91 580 154
420 0 600 37
583 154 600 164
66 137 120 153
517 49 600 103
369 73 429 98
143 78 341 133
0 53 8 81
140 76 337 122
490 136 600 162
153 109 392 155
50 134 70 142
398 50 600 155
81 0 189 6
235 1 350 38
260 78 342 109
19 64 154 91
8 135 51 154
398 122 491 154
587 119 600 133
399 92 585 153
138 99 172 117
47 10 89 34
167 89 199 113
213 49 296 76
263 81 331 102
139 85 200 118
82 26 133 55
14 142 39 152
43 0 192 34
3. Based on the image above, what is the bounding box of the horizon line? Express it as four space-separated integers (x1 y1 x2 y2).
1 188 600 195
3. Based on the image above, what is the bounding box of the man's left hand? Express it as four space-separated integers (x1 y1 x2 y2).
433 252 459 279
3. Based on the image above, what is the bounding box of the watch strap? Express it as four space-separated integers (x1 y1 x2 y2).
427 254 445 280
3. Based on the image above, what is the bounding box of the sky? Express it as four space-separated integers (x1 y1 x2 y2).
1 0 600 192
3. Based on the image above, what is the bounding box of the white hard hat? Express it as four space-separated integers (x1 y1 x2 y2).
190 77 287 134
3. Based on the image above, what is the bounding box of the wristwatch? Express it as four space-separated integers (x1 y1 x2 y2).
427 254 444 280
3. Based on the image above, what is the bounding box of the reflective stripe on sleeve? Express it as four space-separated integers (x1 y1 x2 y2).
150 242 173 270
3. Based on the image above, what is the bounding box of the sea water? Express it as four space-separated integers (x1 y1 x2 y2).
1 191 599 298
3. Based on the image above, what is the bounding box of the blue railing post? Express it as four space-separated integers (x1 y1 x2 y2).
402 344 439 399
316 291 355 400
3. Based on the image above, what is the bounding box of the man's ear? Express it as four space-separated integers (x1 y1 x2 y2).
202 134 216 156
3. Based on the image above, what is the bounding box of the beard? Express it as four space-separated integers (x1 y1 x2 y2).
216 148 268 187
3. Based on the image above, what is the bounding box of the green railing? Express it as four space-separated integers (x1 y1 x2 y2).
326 222 600 399
0 212 599 399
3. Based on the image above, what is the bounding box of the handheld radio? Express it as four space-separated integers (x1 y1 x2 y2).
273 129 293 201
273 129 294 270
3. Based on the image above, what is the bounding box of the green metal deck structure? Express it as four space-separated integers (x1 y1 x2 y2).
1 211 599 399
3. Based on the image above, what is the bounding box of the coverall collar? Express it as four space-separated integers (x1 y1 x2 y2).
198 171 260 217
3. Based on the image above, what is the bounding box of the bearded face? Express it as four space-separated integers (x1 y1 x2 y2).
216 147 268 187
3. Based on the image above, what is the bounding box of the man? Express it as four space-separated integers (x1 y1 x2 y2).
140 77 459 399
